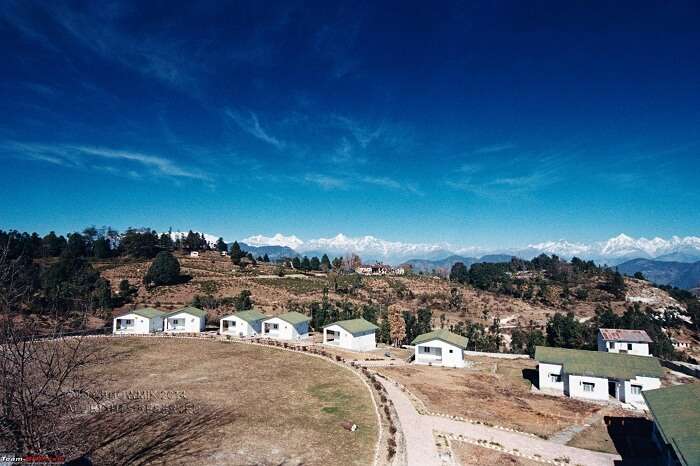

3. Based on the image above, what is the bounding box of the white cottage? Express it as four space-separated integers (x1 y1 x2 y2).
597 328 653 356
261 312 310 340
411 329 468 368
536 346 662 408
220 309 266 337
189 251 199 257
323 318 379 352
113 308 164 334
163 306 207 333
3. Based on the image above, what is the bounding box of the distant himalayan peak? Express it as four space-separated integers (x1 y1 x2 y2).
164 230 700 265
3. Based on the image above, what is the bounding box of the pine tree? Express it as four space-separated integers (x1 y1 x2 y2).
310 256 321 271
301 256 311 271
144 251 181 286
230 241 244 265
263 253 270 262
320 254 331 271
216 237 228 252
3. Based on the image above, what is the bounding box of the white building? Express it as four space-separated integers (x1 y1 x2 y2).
597 328 653 356
261 312 310 340
220 309 266 337
536 346 662 408
163 306 207 333
643 383 700 466
113 308 164 334
355 263 392 275
189 251 199 257
411 329 468 368
323 318 379 352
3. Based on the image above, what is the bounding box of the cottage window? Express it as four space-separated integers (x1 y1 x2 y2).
421 346 430 353
449 349 454 353
549 374 562 383
630 385 642 395
582 382 595 392
627 343 633 350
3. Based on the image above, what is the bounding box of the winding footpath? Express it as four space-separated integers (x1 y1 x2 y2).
378 377 621 466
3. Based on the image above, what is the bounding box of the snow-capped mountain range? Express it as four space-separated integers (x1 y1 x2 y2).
239 232 700 265
172 230 700 265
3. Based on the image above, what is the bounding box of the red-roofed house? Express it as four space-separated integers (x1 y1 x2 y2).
597 328 653 357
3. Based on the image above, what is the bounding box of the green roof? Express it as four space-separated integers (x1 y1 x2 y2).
125 308 164 319
411 329 468 349
535 346 663 380
325 318 379 335
275 311 311 326
643 383 700 466
230 309 266 324
165 306 207 318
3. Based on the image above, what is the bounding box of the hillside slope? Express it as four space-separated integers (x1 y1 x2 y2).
617 259 700 289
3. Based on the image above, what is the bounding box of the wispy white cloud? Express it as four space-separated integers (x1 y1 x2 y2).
473 143 516 154
304 173 347 190
447 153 566 198
330 114 384 148
225 109 285 150
1 141 209 181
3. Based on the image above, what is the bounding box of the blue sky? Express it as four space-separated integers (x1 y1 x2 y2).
0 1 698 248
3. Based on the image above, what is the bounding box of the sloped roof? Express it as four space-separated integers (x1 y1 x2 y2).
121 308 164 319
274 311 311 326
412 329 468 349
165 306 207 318
643 383 700 466
599 328 653 343
535 346 663 380
325 318 379 336
228 309 266 324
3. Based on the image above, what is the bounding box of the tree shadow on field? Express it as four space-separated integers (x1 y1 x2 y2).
79 404 237 465
522 368 538 388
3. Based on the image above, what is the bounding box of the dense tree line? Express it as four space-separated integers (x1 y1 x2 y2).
449 254 626 301
507 303 681 359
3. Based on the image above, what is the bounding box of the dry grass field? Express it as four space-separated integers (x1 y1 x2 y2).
77 338 377 465
452 441 546 466
566 406 658 459
376 356 600 438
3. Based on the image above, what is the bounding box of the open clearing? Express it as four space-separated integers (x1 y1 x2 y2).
452 441 546 465
566 406 659 460
78 338 377 465
376 355 600 438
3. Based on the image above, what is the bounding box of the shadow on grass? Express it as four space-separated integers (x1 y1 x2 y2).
606 416 661 465
77 404 236 466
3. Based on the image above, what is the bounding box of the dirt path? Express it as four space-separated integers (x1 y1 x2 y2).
548 409 607 445
378 377 621 466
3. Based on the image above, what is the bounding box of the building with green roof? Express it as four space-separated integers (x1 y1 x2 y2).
220 309 266 337
643 383 700 466
163 306 207 333
261 311 311 341
535 346 662 406
323 318 379 352
411 329 469 368
113 308 165 334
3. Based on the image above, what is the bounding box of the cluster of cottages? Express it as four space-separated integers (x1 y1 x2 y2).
114 310 688 414
113 309 697 463
354 263 406 276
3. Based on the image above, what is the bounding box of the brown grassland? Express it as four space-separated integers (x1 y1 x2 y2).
79 338 377 465
452 440 546 466
376 356 600 438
